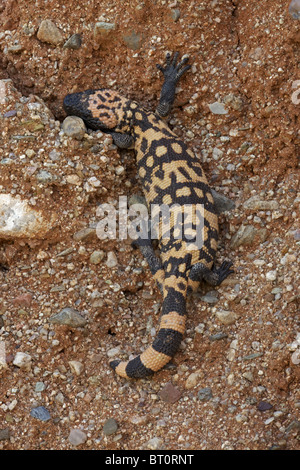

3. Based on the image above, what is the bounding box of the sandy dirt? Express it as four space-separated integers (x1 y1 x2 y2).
0 0 299 451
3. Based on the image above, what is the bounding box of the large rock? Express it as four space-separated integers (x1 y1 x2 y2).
0 194 56 240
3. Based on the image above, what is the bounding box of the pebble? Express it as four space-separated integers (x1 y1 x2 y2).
215 309 239 325
37 19 64 46
106 251 118 268
230 224 256 248
94 22 116 40
211 189 235 214
170 8 181 22
90 250 105 264
243 196 279 211
266 270 277 281
185 370 202 389
158 382 182 403
201 290 219 304
0 428 11 441
208 102 228 115
146 437 163 450
49 307 87 327
198 387 213 402
35 381 46 392
257 401 273 412
68 428 87 446
30 406 51 422
103 418 118 436
62 116 86 140
36 170 54 183
289 0 300 19
63 33 82 50
69 360 84 376
13 352 32 369
73 227 96 241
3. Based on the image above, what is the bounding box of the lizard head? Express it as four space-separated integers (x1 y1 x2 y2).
63 89 131 132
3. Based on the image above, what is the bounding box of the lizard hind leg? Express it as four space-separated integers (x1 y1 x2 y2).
189 260 234 287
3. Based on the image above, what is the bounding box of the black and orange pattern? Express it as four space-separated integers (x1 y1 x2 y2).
64 53 233 379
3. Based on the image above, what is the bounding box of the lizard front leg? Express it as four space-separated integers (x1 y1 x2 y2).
156 51 191 117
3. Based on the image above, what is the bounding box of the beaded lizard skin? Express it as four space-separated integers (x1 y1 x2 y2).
63 52 233 379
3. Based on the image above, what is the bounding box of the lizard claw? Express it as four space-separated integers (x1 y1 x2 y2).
156 52 191 83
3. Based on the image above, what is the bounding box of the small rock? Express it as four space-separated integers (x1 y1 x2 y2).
159 382 182 403
208 102 228 115
170 9 181 21
215 309 239 325
0 194 56 240
266 270 277 281
146 437 163 450
49 307 87 327
257 401 273 412
73 227 96 241
106 251 118 268
212 147 224 160
35 381 46 392
103 418 118 436
243 196 279 211
230 224 256 248
63 33 82 50
90 250 105 264
201 290 219 304
185 370 203 389
0 428 11 441
69 360 84 376
36 170 55 184
209 332 228 341
94 22 116 44
211 189 235 214
62 116 86 140
289 0 300 19
107 347 120 358
37 19 64 45
30 406 51 422
66 174 81 186
68 428 87 446
198 387 213 402
13 352 32 370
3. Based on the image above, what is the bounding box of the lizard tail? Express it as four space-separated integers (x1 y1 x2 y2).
110 276 187 379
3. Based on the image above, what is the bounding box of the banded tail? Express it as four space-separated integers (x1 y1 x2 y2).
110 275 188 379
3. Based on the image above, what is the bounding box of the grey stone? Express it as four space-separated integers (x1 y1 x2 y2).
243 196 279 211
230 224 256 248
103 418 118 436
208 102 228 115
63 33 82 50
49 307 87 327
289 0 300 19
30 406 51 421
0 428 11 441
198 387 213 402
90 250 105 264
62 116 86 140
211 189 235 214
68 428 87 446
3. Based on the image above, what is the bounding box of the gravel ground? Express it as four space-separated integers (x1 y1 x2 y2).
0 0 299 451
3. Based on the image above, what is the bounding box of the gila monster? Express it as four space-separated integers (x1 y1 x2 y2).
63 52 233 379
